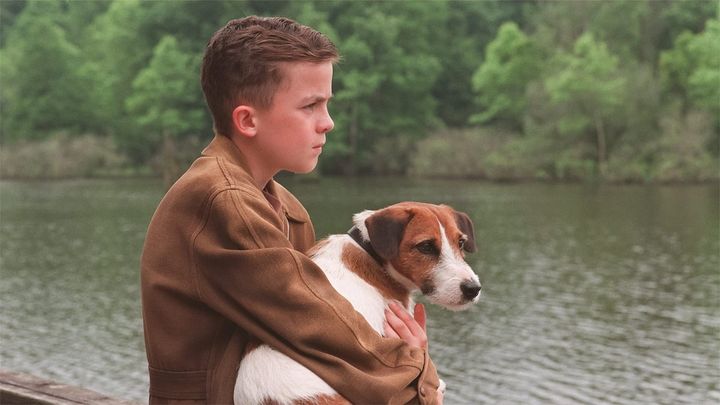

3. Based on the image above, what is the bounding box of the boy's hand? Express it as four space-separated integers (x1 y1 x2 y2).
385 302 445 404
383 301 428 350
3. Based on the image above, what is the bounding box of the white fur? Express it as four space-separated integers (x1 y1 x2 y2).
351 210 375 242
234 235 400 404
313 235 393 332
426 221 481 311
384 263 418 292
234 345 336 405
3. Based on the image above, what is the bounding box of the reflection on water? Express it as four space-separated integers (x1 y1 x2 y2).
1 178 718 404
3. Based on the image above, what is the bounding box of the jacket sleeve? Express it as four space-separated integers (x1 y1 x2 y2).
191 188 440 404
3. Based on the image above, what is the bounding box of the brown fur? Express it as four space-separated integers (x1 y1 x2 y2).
341 244 410 307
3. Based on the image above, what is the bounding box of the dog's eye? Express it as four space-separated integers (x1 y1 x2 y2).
415 240 438 255
459 238 466 249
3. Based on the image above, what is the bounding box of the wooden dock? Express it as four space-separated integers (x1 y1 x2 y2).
0 369 142 405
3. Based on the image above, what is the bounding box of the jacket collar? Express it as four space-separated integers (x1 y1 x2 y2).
201 134 308 223
201 133 253 175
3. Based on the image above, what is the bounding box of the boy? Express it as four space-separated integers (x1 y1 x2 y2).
141 16 441 404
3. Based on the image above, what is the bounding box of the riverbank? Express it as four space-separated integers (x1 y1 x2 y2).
1 132 717 184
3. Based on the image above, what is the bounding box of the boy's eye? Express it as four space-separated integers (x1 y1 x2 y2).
303 102 317 110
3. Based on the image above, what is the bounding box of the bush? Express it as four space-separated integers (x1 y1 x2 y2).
605 107 718 183
148 135 206 187
409 127 538 180
0 133 126 179
653 109 718 182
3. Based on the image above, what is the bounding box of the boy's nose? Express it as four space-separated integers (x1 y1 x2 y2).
318 111 334 134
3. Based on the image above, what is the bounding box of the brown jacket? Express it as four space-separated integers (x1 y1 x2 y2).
141 135 440 404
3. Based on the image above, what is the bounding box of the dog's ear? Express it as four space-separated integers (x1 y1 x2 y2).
454 210 477 253
365 207 412 260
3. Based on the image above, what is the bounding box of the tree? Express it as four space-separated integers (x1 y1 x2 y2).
686 19 720 116
471 22 541 128
545 33 626 176
125 35 206 184
661 16 720 113
80 0 241 158
432 0 525 127
317 1 444 174
0 0 28 47
0 0 87 142
587 0 651 62
78 0 150 138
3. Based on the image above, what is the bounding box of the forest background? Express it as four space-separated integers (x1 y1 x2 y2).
1 0 718 184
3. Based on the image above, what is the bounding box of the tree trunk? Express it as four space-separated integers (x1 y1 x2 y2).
594 113 608 177
348 104 358 175
161 132 179 188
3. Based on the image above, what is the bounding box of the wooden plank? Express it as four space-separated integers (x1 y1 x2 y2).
0 369 143 405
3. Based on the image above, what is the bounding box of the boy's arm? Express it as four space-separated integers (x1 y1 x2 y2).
193 188 439 404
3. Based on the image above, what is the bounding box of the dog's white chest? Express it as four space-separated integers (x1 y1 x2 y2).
310 235 388 333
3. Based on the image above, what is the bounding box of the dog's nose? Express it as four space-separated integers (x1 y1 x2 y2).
460 280 481 300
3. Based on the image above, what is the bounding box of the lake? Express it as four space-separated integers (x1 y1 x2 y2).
1 177 718 404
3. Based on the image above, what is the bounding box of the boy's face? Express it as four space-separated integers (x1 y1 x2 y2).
253 61 334 177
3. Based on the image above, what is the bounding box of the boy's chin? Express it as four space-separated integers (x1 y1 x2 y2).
289 162 319 175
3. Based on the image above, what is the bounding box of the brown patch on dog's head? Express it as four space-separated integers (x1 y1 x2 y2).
453 210 477 253
362 204 460 289
364 206 412 261
360 202 480 309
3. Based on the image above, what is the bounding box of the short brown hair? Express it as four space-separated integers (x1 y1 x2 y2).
201 16 339 136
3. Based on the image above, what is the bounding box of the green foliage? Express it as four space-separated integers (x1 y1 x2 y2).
317 0 445 174
659 17 720 113
544 33 626 174
1 0 88 142
606 106 718 182
126 36 205 140
81 0 151 134
653 108 718 182
0 0 28 47
410 127 540 180
432 1 524 126
471 22 541 127
0 0 717 182
686 19 720 115
587 0 650 61
545 33 625 112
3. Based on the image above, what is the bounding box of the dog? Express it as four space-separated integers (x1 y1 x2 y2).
234 202 481 404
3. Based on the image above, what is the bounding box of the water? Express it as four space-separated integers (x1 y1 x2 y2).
1 177 718 404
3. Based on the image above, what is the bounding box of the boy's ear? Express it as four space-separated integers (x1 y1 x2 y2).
231 105 257 138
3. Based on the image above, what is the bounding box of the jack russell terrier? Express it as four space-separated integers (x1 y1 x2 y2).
234 202 482 404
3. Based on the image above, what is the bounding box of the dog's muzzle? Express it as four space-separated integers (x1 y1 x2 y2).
460 280 481 301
